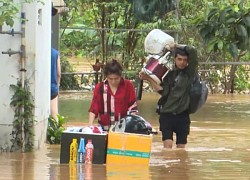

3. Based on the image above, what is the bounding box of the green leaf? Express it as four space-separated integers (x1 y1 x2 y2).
47 114 66 144
226 18 236 24
219 27 230 37
238 0 244 11
219 7 232 22
236 36 248 51
207 8 219 20
243 15 250 27
207 43 214 53
207 39 217 53
217 40 223 50
228 43 238 58
200 26 211 39
247 26 250 35
236 24 248 37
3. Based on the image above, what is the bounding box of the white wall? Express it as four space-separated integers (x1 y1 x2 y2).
0 8 21 151
0 0 51 151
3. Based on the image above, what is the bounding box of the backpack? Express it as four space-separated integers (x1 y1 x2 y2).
188 74 208 114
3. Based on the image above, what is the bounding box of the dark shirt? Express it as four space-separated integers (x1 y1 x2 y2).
159 45 198 114
51 48 59 99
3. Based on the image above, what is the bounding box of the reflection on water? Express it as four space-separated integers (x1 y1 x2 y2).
1 94 250 179
106 165 151 180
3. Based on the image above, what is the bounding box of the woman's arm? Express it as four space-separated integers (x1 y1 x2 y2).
88 112 96 126
88 83 101 126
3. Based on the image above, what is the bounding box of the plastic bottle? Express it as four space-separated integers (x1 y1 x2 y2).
85 139 94 164
144 29 175 55
77 138 85 163
69 138 78 163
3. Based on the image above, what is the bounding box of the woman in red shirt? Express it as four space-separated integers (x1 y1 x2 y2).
88 59 138 131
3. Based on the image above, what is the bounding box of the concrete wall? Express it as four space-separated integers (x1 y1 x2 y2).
0 0 52 151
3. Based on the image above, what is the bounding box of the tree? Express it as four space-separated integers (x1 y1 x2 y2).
60 0 250 93
0 1 19 27
0 0 35 27
128 0 176 22
195 0 250 93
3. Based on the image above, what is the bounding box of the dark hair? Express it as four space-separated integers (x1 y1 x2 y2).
103 59 123 77
174 47 188 58
52 7 58 16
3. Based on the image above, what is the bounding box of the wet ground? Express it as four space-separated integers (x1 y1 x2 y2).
0 93 250 180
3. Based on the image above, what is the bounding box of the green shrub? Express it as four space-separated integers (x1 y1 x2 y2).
47 114 66 144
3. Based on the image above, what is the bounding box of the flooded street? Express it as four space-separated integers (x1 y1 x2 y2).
0 93 250 179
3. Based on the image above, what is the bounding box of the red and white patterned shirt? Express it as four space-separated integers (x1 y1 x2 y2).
88 78 138 126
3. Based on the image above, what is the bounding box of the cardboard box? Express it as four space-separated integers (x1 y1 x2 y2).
106 130 153 165
60 130 108 164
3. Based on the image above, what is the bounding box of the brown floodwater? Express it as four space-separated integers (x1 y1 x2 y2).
1 93 250 180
